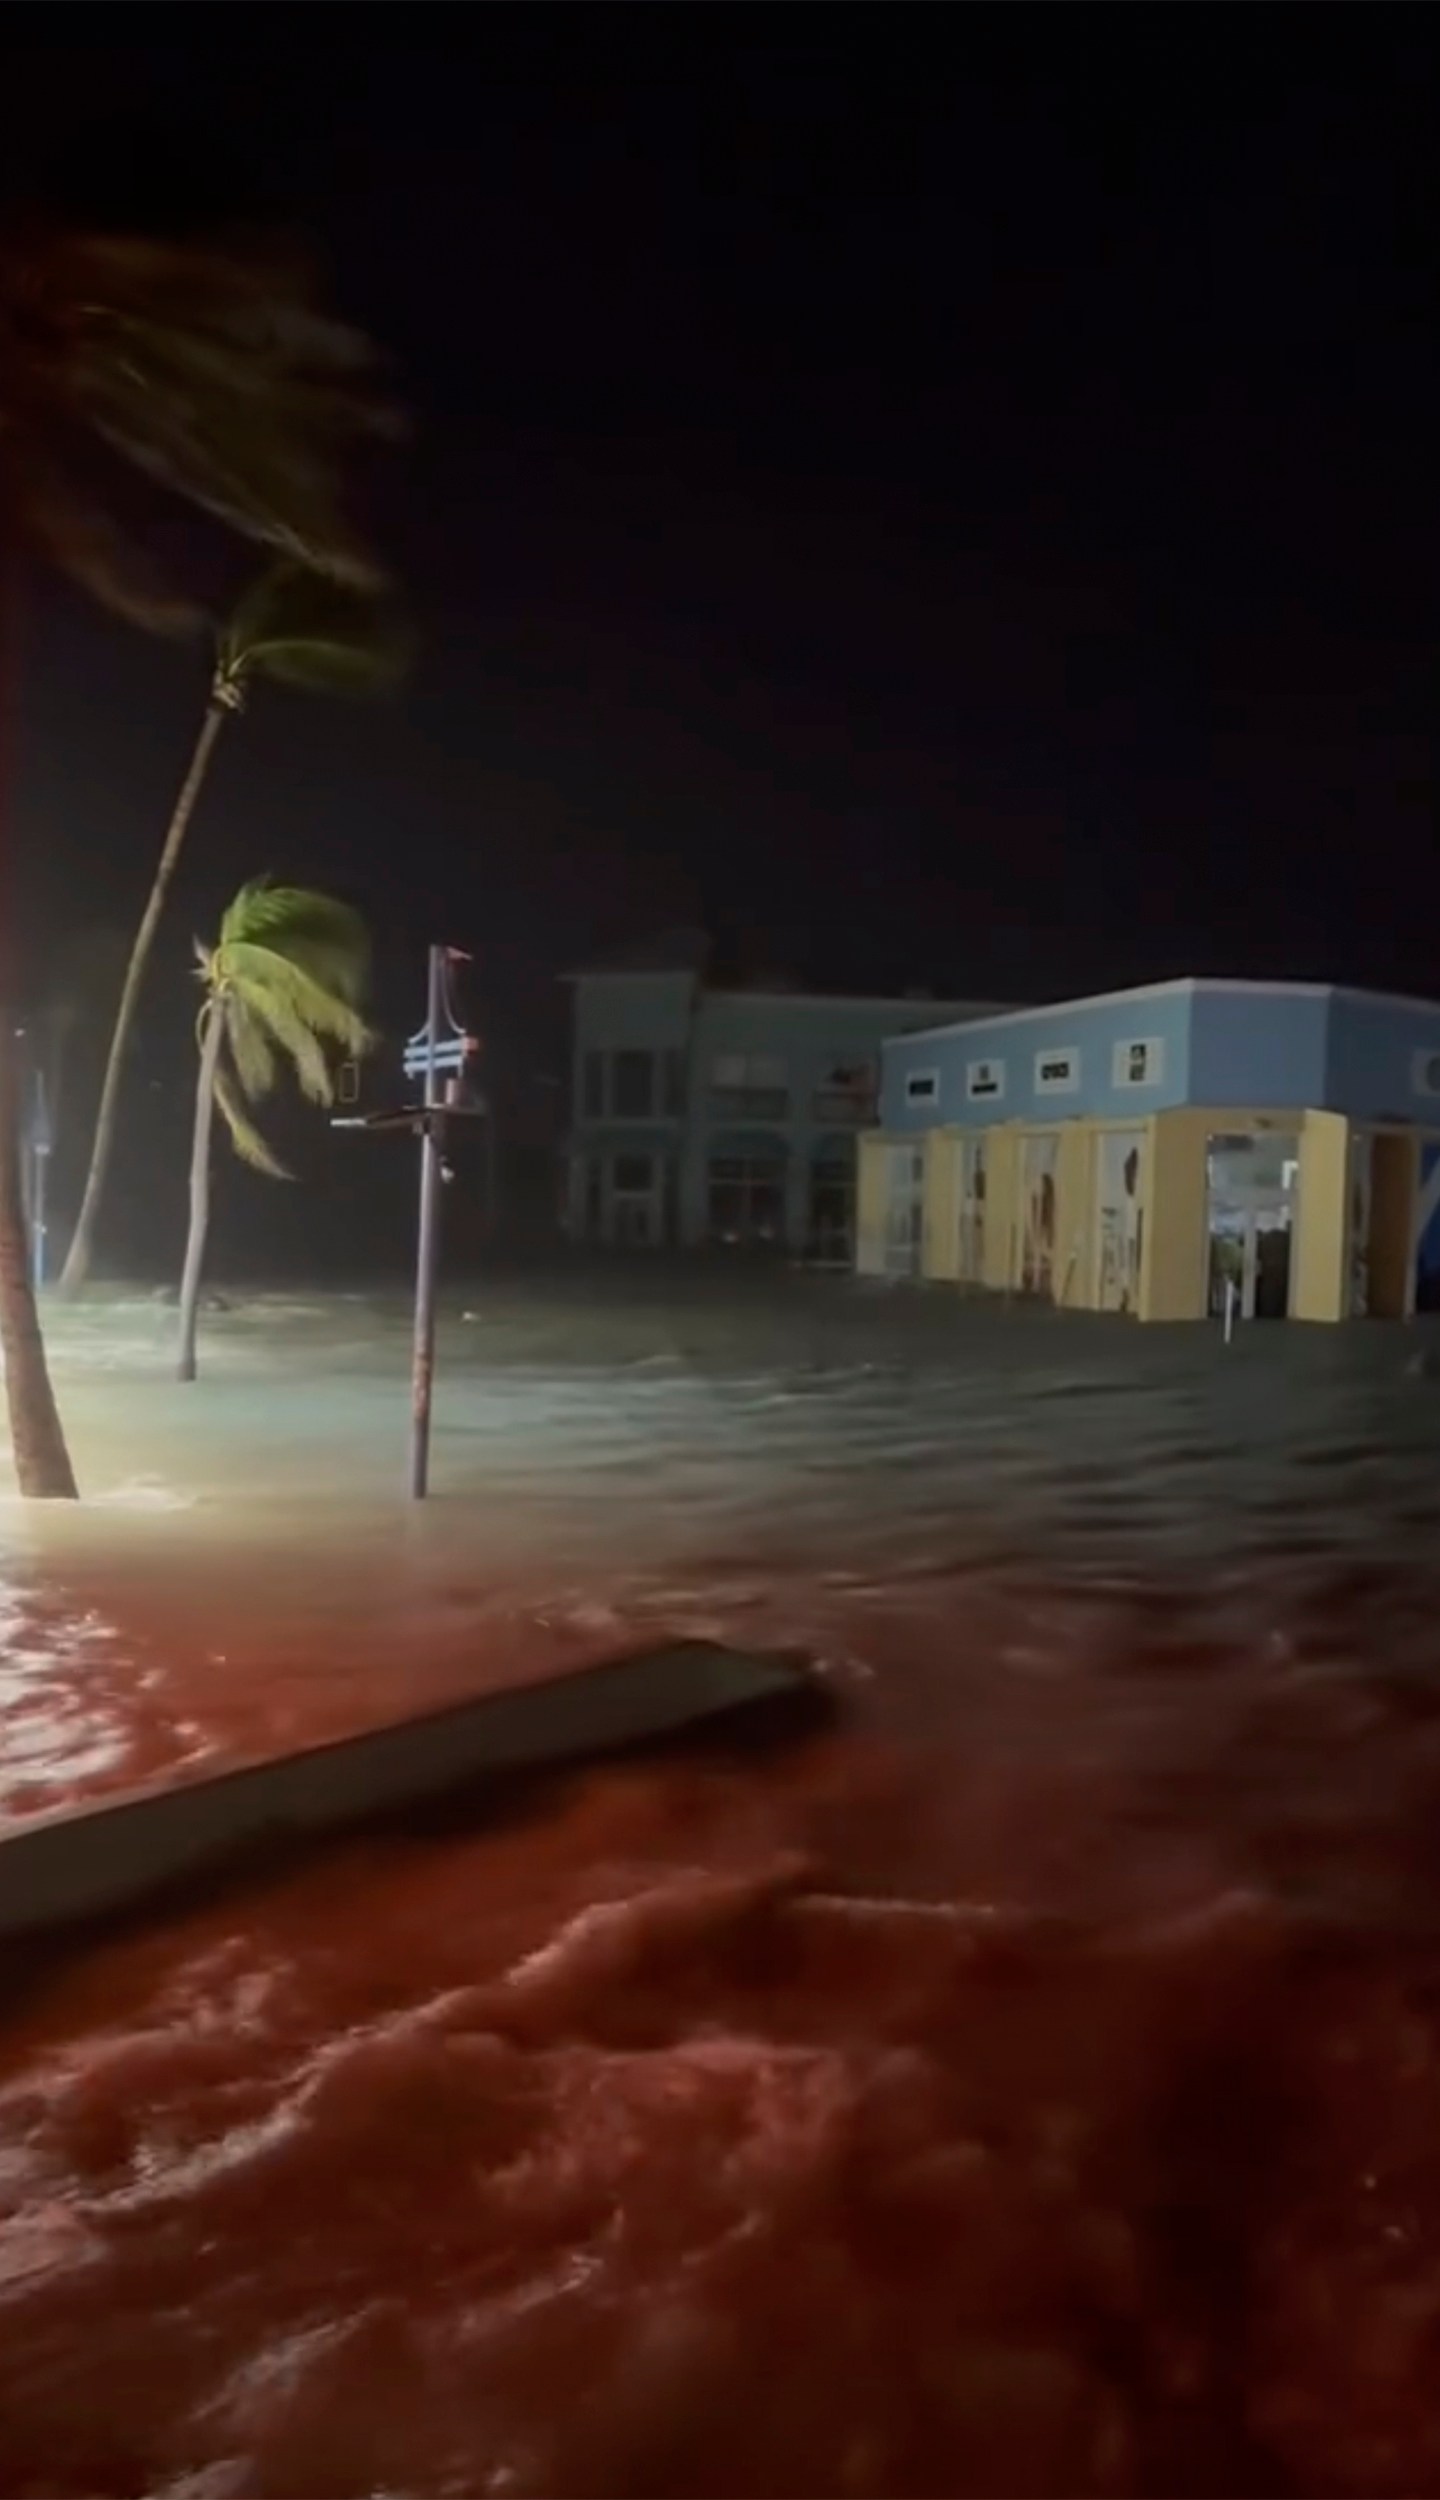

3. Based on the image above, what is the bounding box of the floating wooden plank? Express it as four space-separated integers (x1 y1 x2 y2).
0 1641 821 1948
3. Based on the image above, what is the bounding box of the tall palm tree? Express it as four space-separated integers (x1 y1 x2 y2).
177 878 371 1383
0 223 395 1494
61 563 406 1294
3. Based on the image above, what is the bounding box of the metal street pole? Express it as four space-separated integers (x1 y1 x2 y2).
409 943 446 1500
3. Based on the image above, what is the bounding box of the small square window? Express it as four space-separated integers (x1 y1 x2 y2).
1112 1037 1165 1089
966 1058 1005 1101
1034 1047 1079 1095
905 1069 939 1105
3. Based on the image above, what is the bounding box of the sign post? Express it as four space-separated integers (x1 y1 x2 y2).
335 944 479 1501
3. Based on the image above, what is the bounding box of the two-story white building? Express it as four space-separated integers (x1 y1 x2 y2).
563 932 1001 1258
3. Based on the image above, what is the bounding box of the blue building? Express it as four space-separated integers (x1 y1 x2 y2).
858 978 1440 1321
564 935 1002 1256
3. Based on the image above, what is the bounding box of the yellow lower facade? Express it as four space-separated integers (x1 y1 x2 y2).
856 1109 1426 1322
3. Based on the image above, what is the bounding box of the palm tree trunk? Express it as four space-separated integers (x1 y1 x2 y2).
177 1004 223 1383
0 547 78 1497
59 691 231 1294
0 1015 78 1496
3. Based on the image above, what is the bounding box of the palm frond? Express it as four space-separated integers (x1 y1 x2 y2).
219 879 371 1007
213 1067 290 1177
217 563 412 695
230 981 332 1105
222 995 279 1102
4 436 203 634
219 943 371 1062
0 226 399 598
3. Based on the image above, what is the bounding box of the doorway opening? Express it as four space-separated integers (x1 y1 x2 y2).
1018 1134 1058 1298
884 1144 925 1278
1094 1130 1145 1314
805 1142 854 1266
1206 1131 1299 1320
706 1145 786 1249
611 1151 662 1248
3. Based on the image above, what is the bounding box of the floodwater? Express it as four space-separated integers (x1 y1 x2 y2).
5 1276 1440 2496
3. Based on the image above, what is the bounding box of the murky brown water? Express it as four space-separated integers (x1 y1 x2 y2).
5 1285 1440 2495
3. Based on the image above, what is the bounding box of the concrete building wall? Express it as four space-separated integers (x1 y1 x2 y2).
881 983 1193 1134
1292 1111 1349 1323
868 979 1440 1326
568 972 997 1254
1325 992 1440 1125
1052 1121 1094 1308
922 1132 963 1283
1186 986 1330 1109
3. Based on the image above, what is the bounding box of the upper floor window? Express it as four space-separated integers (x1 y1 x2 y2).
1034 1046 1080 1096
904 1069 939 1105
663 1048 687 1115
612 1049 655 1117
582 1050 604 1117
966 1057 1005 1101
710 1053 789 1117
1112 1036 1165 1090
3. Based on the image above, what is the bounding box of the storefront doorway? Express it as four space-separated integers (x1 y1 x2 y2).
805 1141 855 1265
1018 1134 1059 1298
1093 1129 1145 1314
1206 1132 1299 1319
885 1144 925 1278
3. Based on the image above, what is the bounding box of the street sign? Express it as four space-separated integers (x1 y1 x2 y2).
402 1032 472 1080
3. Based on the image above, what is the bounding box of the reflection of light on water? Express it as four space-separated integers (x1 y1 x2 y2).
0 1582 136 1813
88 1478 196 1512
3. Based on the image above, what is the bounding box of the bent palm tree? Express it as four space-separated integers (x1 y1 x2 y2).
0 223 395 1493
178 879 371 1383
61 564 407 1294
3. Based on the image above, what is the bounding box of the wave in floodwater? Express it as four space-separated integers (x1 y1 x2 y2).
7 1301 1440 2493
4 1566 1440 2497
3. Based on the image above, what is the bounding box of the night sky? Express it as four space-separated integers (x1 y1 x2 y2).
5 12 1438 1059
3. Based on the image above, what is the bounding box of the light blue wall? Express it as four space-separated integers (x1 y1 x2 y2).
1187 986 1329 1108
1325 992 1440 1124
880 987 1193 1130
880 979 1440 1136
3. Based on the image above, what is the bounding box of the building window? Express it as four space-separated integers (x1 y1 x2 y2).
966 1057 1005 1101
663 1048 687 1115
1412 1049 1440 1099
1034 1047 1080 1097
813 1059 876 1121
904 1069 939 1105
707 1149 786 1246
583 1050 604 1117
613 1152 654 1194
1112 1037 1165 1090
709 1054 789 1120
612 1049 655 1117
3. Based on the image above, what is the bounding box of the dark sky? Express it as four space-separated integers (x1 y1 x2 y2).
4 10 1438 1048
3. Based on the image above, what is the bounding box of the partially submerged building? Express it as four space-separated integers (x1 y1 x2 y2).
857 978 1440 1322
563 934 1002 1258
